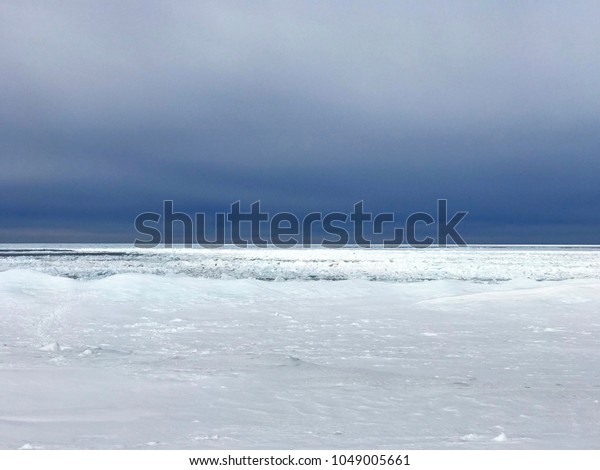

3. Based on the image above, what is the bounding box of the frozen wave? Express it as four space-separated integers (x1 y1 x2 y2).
1 245 600 282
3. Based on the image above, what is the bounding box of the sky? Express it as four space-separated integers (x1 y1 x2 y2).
1 1 599 244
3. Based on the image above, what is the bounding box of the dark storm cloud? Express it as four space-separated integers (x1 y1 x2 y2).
1 1 600 242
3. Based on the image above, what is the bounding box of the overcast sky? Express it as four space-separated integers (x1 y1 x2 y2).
1 1 599 243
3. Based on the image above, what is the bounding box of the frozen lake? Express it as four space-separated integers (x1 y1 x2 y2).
1 245 599 449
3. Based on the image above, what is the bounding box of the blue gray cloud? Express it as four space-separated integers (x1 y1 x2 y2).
1 1 599 242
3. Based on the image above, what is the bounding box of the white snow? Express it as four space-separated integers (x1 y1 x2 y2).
1 245 600 449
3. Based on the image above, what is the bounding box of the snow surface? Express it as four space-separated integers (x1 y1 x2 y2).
1 245 600 449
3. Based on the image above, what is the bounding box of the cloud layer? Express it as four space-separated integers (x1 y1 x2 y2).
2 1 599 242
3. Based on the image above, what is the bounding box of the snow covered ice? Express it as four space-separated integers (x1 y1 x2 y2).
1 245 600 449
